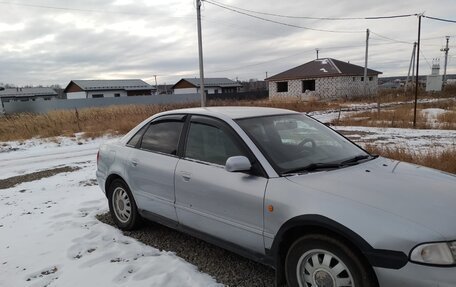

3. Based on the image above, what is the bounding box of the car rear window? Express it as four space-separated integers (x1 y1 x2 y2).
140 121 183 155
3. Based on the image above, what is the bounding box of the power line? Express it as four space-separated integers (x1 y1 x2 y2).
208 41 415 74
420 50 432 69
370 31 413 44
206 0 418 20
203 0 364 34
0 1 193 18
423 15 456 23
0 1 143 15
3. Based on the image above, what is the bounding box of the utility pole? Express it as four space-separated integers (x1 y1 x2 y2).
364 28 369 97
441 36 450 88
316 48 320 59
413 15 422 128
153 75 158 95
265 71 268 79
196 0 206 107
404 42 417 92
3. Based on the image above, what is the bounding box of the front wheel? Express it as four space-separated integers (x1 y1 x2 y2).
285 234 376 287
108 179 142 230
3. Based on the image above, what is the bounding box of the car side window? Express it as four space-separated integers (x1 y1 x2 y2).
185 122 246 166
126 124 148 147
140 121 183 155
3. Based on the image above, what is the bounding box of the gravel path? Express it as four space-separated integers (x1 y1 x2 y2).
0 166 80 189
97 213 276 287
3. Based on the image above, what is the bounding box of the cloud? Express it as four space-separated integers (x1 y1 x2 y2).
0 0 454 86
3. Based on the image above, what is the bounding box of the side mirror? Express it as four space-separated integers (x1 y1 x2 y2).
225 156 251 172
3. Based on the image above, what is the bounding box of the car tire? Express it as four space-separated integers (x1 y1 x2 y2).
108 179 142 230
285 234 376 287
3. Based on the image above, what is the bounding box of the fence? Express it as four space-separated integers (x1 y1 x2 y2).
2 93 200 114
1 91 270 114
209 90 268 101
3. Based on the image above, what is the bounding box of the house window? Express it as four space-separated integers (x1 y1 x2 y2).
214 89 219 94
369 77 373 81
361 77 364 82
276 82 288 93
302 80 316 92
92 94 104 98
114 93 121 97
352 77 356 81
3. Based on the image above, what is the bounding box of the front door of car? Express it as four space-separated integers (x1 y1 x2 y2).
174 115 268 254
127 115 186 222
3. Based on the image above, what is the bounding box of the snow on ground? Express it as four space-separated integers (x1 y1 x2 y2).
0 140 220 287
311 104 456 153
1 106 455 287
333 126 456 153
0 135 118 180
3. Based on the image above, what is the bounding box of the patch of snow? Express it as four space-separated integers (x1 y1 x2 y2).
421 108 447 118
320 68 328 73
334 125 456 153
0 135 120 180
0 143 219 287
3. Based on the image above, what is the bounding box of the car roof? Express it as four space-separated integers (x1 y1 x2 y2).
160 106 298 119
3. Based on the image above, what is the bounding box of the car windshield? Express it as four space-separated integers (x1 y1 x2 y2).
236 113 371 175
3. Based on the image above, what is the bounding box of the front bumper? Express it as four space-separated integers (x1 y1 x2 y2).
375 262 456 287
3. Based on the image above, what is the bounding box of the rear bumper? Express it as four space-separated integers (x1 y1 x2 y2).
96 169 106 195
375 262 456 287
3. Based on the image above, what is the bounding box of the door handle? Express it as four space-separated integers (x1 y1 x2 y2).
180 171 191 182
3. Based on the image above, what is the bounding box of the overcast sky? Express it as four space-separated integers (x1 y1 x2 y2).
0 0 455 87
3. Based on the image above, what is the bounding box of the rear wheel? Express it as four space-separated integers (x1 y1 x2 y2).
285 234 376 287
108 179 141 230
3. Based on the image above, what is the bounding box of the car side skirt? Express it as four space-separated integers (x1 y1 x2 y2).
139 209 276 268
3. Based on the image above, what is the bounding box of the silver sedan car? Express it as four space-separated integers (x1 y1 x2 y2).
96 107 456 287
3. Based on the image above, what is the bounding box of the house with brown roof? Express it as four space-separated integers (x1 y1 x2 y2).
266 58 382 100
172 78 242 95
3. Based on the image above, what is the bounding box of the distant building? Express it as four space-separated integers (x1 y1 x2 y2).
172 78 242 95
426 63 443 92
379 79 403 90
0 87 58 103
64 79 155 99
266 58 382 100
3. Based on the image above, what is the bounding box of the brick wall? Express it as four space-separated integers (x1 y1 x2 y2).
269 76 378 100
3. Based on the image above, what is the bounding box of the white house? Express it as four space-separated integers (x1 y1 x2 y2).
64 79 155 99
0 87 58 103
172 78 242 95
266 58 382 100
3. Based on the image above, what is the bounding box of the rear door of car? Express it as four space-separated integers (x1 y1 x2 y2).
174 115 268 253
126 114 186 222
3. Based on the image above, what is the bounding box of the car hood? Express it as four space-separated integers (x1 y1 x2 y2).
287 157 456 240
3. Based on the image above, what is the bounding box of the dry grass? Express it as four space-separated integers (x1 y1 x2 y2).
0 103 198 141
349 85 456 104
0 99 342 142
365 145 456 175
1 96 455 174
333 99 456 129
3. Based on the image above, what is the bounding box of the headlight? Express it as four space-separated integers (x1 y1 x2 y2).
410 241 456 266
